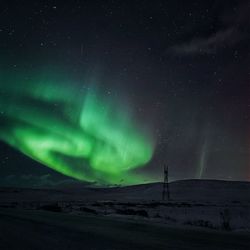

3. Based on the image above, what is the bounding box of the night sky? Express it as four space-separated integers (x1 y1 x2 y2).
0 0 250 187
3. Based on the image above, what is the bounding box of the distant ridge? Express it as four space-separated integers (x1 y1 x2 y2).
1 179 250 203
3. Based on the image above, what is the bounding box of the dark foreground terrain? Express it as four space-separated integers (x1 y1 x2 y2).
0 208 250 250
1 180 250 231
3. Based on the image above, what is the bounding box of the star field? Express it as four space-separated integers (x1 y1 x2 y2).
0 0 250 187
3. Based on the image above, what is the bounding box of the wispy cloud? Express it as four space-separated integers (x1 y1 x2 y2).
168 2 250 56
170 28 243 55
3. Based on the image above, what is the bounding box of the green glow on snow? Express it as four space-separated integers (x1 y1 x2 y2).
0 74 154 185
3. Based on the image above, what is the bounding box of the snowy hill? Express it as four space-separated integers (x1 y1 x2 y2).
1 179 250 203
1 179 250 231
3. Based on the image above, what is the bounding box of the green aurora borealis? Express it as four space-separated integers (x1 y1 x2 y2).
0 74 154 185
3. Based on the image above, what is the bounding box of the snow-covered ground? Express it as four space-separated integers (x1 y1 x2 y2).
1 179 250 231
1 208 250 250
